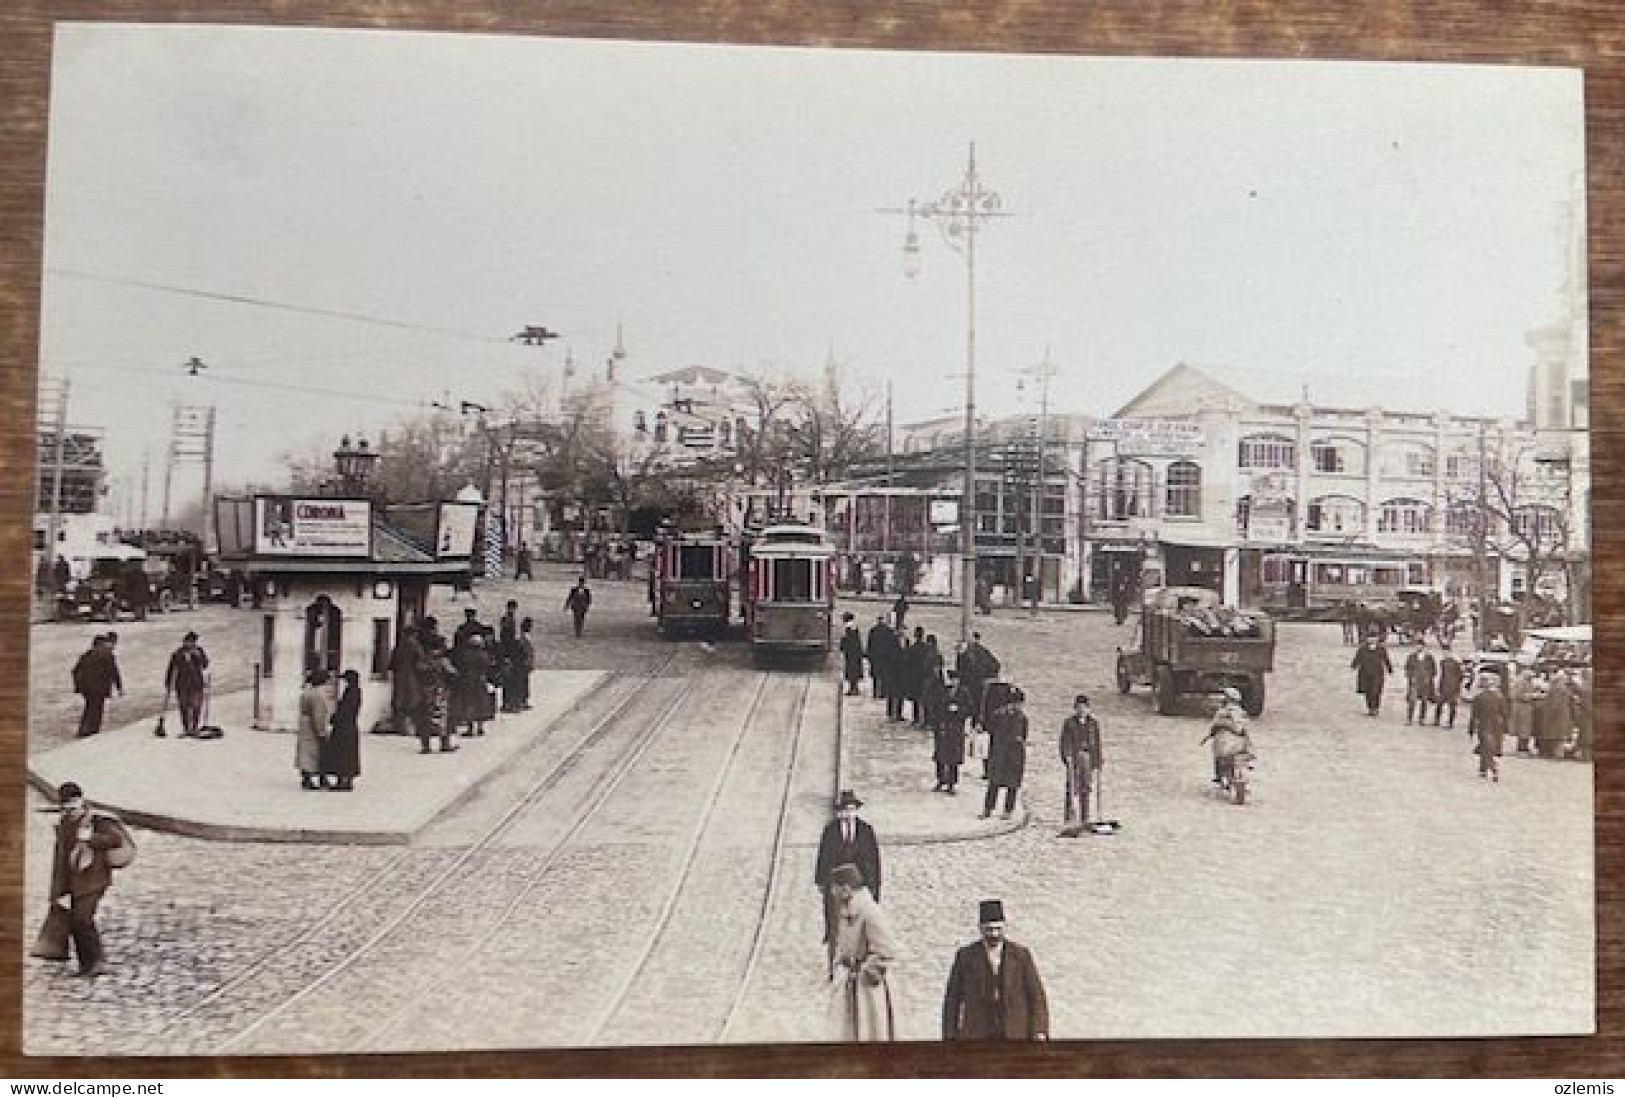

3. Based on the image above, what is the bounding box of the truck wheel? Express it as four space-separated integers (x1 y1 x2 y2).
1242 678 1266 717
1154 667 1178 715
1234 782 1248 806
1115 657 1132 695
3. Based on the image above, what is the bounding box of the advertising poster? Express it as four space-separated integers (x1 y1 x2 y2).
253 497 371 556
436 501 480 558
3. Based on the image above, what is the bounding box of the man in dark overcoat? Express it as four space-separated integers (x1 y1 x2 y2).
981 687 1028 819
1434 647 1465 728
839 613 866 696
1468 673 1509 782
942 899 1050 1041
933 671 970 794
1402 637 1437 726
163 631 209 737
866 615 896 701
814 790 883 973
564 577 593 637
1350 636 1393 717
958 633 1001 729
72 635 122 738
386 625 424 735
884 627 909 723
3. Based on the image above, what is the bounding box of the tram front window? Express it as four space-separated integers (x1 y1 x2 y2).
772 558 813 601
677 545 714 580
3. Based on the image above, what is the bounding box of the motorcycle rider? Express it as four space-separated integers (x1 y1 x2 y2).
1200 686 1254 793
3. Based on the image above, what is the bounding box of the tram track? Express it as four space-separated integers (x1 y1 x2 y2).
206 651 690 1055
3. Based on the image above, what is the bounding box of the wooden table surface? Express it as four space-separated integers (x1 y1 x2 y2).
0 0 1618 1077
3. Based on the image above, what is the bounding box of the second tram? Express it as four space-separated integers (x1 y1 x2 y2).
741 524 837 663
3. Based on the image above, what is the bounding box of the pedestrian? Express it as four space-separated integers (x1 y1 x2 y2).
1403 637 1437 726
297 669 334 790
960 632 1001 729
322 670 362 791
119 563 150 622
1509 662 1537 754
1059 693 1103 833
906 627 929 725
825 863 899 1043
458 634 492 736
1111 579 1131 626
1200 687 1253 791
71 634 122 738
565 576 593 638
453 606 485 651
1570 668 1594 762
515 616 536 711
1340 599 1357 645
839 613 865 697
1435 646 1464 727
980 686 1028 820
974 573 993 616
814 790 882 974
45 782 133 978
884 626 908 723
933 671 969 794
385 624 424 735
1535 669 1576 760
892 593 909 632
498 600 521 713
867 615 897 702
942 899 1050 1041
164 631 210 738
920 659 949 735
514 542 533 581
1468 672 1509 782
1350 635 1392 717
417 650 458 755
53 554 71 600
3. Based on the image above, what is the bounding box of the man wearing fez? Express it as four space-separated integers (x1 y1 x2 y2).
814 790 882 972
942 899 1050 1041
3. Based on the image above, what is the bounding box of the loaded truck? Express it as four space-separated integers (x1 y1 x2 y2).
1115 586 1275 716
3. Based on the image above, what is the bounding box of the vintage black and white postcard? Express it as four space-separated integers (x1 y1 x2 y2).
25 24 1590 1054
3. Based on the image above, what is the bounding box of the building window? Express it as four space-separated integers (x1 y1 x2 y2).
1444 450 1473 479
1377 498 1431 535
1239 434 1295 470
1235 495 1251 534
1381 444 1435 479
719 418 732 448
1094 458 1153 521
1306 495 1363 534
1443 503 1481 539
1512 505 1563 548
1261 555 1293 584
634 410 647 433
1311 440 1356 474
1164 461 1202 518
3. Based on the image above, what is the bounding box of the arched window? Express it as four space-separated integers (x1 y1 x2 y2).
1238 433 1296 470
1306 494 1364 535
633 410 647 433
654 411 669 444
1377 497 1431 535
719 418 733 448
1164 461 1202 518
1094 458 1154 521
1309 436 1366 475
1512 505 1564 549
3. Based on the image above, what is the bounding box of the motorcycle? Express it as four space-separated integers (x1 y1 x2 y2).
1218 749 1255 806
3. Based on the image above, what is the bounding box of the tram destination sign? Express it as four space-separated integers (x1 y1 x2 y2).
254 496 373 557
1087 418 1204 457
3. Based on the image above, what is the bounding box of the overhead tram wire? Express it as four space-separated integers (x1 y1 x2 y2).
44 267 514 345
40 356 447 411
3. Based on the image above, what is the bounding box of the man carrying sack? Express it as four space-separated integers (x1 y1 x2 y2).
35 782 135 977
1059 694 1104 837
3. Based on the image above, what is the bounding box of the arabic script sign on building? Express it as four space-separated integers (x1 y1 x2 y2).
1087 419 1204 457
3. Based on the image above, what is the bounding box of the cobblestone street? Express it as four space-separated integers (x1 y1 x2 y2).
23 581 1592 1054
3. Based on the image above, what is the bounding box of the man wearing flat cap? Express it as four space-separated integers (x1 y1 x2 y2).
1059 694 1104 834
815 790 882 971
942 899 1050 1041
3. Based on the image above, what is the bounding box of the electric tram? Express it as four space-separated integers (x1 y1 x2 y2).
740 524 838 663
650 527 733 637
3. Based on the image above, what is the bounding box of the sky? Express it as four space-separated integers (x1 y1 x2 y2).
37 24 1587 519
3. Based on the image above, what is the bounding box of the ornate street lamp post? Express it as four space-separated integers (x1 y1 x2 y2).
332 434 379 497
898 144 1007 642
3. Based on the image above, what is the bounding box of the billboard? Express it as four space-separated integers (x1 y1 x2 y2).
436 501 480 558
254 497 372 556
1087 418 1204 457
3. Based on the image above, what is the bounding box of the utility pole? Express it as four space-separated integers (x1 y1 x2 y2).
1028 351 1057 618
40 377 69 584
201 406 217 551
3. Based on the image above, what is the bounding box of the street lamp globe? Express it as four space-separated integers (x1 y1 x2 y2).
455 482 484 505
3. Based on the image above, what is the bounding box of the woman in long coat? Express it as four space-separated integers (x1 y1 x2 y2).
1534 670 1574 759
826 863 899 1042
296 669 333 790
1350 638 1393 717
323 670 362 790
